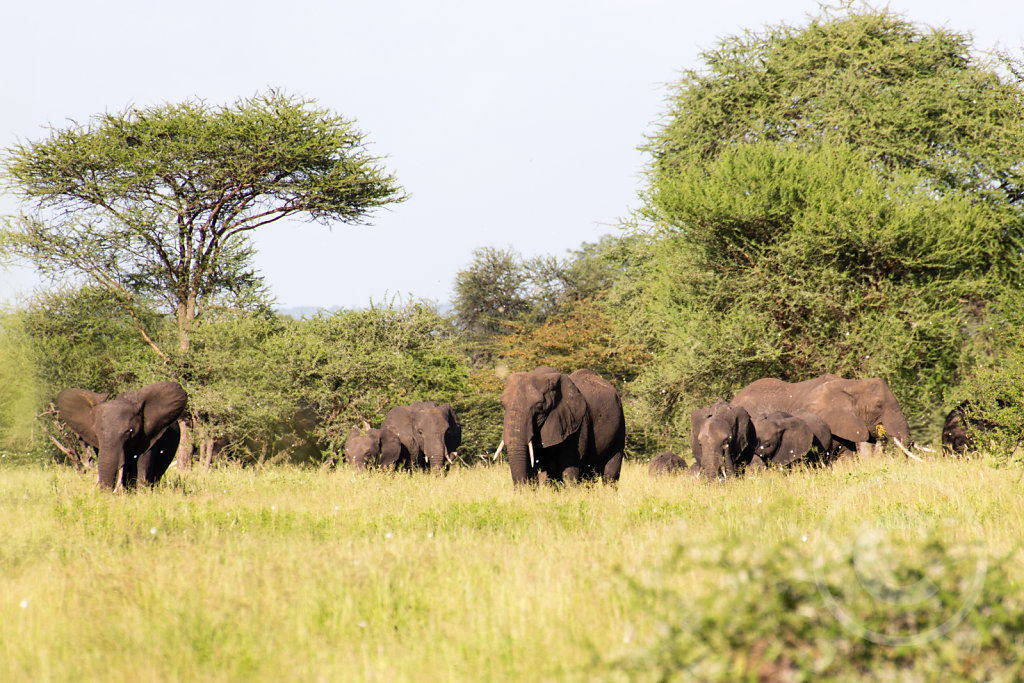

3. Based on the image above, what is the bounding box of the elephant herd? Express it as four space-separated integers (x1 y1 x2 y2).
654 374 913 479
346 366 627 486
55 368 982 492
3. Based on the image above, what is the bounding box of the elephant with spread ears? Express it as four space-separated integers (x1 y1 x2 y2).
56 381 187 491
498 367 625 486
379 401 461 474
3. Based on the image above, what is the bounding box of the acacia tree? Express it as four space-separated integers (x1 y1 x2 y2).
620 6 1024 445
1 91 405 358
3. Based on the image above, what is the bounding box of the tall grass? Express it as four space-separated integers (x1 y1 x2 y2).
1 456 1021 681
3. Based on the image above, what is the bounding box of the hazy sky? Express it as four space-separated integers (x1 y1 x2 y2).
2 1 1022 310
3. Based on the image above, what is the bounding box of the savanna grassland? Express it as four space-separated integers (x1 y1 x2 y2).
2 456 1022 682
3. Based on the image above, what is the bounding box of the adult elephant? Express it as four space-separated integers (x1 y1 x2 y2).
732 374 910 454
56 381 187 490
345 426 383 469
379 401 461 473
499 367 624 485
751 410 832 467
941 400 1001 454
690 400 756 479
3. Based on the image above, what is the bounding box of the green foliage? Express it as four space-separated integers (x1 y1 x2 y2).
450 238 640 457
452 246 537 337
0 288 170 463
1 90 405 357
613 537 1023 681
0 312 41 453
950 290 1024 463
623 6 1024 449
489 298 651 386
185 302 473 464
648 4 1024 199
452 238 628 339
18 287 168 396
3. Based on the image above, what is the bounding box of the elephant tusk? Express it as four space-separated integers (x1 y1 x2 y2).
446 451 456 464
528 441 535 469
893 438 924 462
493 440 504 461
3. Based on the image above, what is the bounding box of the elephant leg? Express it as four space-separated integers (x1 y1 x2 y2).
119 453 139 489
602 452 623 484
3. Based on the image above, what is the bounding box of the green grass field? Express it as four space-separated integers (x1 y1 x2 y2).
1 456 1022 681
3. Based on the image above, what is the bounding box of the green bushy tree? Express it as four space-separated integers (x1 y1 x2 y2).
1 90 404 359
620 5 1024 448
185 302 475 465
0 288 170 464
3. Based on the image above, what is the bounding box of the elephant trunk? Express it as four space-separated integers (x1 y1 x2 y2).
881 408 911 444
503 409 534 485
698 439 734 480
96 441 127 490
424 439 447 475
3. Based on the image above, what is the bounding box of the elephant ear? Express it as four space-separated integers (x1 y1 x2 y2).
690 408 706 466
539 374 587 448
772 416 814 466
56 388 108 448
810 383 870 443
439 403 462 450
732 405 755 460
795 411 832 453
826 412 869 444
139 382 187 442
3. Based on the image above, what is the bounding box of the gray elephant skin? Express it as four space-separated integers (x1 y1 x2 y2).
56 381 187 490
379 401 461 473
690 399 757 479
751 410 832 467
941 400 1002 454
648 451 691 476
732 374 910 454
345 426 383 469
500 367 625 486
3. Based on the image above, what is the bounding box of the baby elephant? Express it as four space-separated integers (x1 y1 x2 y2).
648 451 692 476
751 411 832 467
345 426 383 469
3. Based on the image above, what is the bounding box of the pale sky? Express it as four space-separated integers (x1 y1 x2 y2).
2 1 1022 310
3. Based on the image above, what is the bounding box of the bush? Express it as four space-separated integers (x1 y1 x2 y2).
612 537 1023 680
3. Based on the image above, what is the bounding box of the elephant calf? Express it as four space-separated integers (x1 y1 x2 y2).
690 400 756 479
648 451 691 476
751 411 832 468
345 426 383 469
379 401 461 473
56 381 187 491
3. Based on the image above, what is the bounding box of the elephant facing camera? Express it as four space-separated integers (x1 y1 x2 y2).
56 381 187 491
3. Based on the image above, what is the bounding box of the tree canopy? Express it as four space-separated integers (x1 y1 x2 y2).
619 5 1024 444
1 91 405 357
